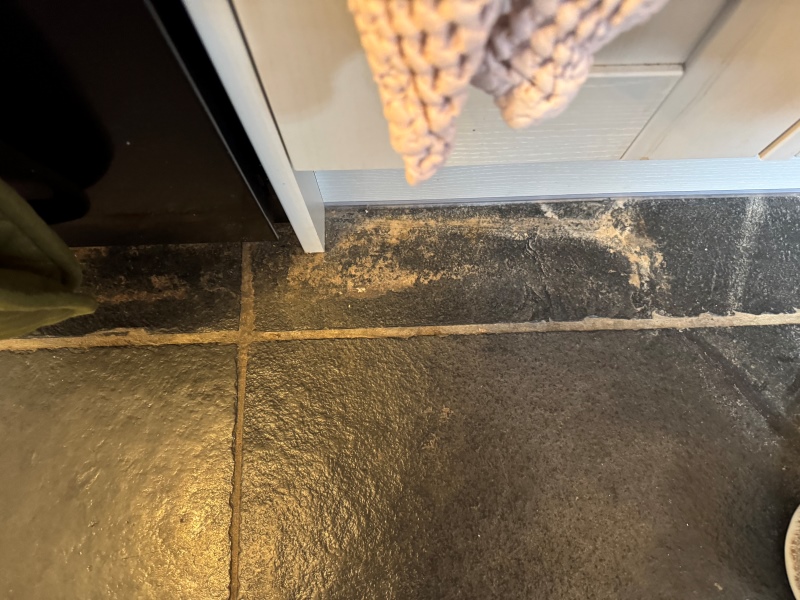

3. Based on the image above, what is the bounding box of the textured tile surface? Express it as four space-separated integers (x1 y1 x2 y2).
239 331 800 600
694 325 800 427
0 346 236 599
634 196 748 316
252 203 656 330
252 197 800 331
738 197 800 314
36 244 241 337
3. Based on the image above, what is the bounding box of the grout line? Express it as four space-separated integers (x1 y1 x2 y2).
229 242 255 600
247 311 800 341
0 330 239 351
3 311 800 353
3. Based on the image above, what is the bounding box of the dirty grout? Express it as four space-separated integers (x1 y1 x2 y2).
3 311 800 353
230 242 255 600
245 311 800 341
0 330 240 350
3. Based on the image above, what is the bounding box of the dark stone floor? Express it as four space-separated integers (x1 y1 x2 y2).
2 196 800 599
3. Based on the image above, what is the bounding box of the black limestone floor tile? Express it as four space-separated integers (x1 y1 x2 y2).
251 197 800 331
239 330 800 600
0 345 237 599
632 196 748 316
252 203 663 330
35 243 242 336
737 197 800 315
692 325 800 427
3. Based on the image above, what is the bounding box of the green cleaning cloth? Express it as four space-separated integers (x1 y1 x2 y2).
0 177 96 339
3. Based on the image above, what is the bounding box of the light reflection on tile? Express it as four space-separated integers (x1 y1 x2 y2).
0 345 236 599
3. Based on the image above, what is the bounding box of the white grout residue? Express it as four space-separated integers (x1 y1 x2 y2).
728 197 767 311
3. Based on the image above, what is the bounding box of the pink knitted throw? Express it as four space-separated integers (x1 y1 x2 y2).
349 0 670 184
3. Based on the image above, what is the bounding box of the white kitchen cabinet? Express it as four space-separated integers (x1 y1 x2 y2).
185 0 800 251
231 0 722 171
626 0 800 161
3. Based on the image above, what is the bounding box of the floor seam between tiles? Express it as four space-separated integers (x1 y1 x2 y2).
683 330 800 444
3 311 800 352
0 331 240 351
230 242 255 600
248 312 800 340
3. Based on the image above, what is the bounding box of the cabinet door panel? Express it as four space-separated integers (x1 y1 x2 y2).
626 0 800 161
233 0 719 171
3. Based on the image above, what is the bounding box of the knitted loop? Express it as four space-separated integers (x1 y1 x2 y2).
349 0 669 184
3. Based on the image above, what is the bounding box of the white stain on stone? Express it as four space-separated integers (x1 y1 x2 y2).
728 196 767 311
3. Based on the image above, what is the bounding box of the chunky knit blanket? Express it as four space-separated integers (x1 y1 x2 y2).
349 0 670 184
